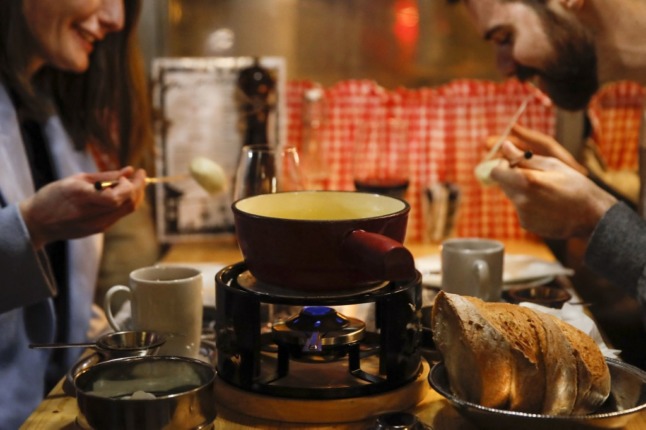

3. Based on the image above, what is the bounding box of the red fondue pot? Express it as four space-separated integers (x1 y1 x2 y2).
232 191 416 292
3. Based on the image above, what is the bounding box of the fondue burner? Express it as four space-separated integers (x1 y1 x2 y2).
215 262 423 400
272 306 366 361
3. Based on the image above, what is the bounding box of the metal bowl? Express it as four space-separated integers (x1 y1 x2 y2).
429 358 646 429
94 330 166 358
74 355 216 430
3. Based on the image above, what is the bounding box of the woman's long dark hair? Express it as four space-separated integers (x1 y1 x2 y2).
0 0 154 169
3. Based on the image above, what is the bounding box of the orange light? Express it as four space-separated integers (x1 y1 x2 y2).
394 0 419 48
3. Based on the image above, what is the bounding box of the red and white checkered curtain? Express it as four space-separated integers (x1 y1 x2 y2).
588 80 645 172
285 78 642 243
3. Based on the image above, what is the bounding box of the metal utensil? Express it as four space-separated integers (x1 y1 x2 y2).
482 95 532 162
94 156 226 193
30 341 97 350
29 330 166 359
94 174 188 190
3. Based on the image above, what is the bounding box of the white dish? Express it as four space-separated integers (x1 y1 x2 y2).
417 254 573 288
504 254 574 284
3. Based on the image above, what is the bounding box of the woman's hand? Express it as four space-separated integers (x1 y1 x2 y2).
19 166 147 249
490 141 617 239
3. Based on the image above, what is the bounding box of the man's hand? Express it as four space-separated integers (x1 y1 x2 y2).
486 124 588 175
490 141 617 239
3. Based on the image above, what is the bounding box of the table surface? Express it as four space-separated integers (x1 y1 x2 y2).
21 237 646 430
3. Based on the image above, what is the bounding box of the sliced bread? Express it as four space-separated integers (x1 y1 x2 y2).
431 291 610 415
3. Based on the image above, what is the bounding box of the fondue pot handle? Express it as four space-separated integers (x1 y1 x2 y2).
341 230 416 281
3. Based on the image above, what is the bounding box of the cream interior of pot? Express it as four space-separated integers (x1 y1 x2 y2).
234 191 407 220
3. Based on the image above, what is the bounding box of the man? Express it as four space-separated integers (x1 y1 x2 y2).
448 0 646 362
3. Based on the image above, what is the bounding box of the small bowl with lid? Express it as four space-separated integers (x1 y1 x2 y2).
74 355 216 430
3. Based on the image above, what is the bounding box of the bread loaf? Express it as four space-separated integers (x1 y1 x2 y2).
431 291 610 415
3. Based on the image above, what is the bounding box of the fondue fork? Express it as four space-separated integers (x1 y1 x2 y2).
94 174 189 191
94 156 227 193
481 95 532 162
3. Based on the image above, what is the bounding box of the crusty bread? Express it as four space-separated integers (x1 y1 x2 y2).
532 310 578 414
470 300 547 412
550 315 611 413
431 293 513 408
431 291 610 415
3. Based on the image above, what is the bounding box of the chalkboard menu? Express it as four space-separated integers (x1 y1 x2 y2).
152 57 286 242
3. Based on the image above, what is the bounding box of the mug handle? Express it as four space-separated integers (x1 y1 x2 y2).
472 260 491 300
103 285 131 331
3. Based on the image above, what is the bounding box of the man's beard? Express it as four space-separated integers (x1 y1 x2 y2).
516 9 599 111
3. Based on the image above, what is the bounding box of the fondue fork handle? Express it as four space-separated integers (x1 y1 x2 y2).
94 174 190 191
482 95 532 162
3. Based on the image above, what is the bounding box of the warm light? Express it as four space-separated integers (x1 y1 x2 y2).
393 0 419 52
169 0 183 25
398 6 420 28
205 28 235 54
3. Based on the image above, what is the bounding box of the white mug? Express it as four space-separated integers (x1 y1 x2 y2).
104 265 203 358
440 238 504 301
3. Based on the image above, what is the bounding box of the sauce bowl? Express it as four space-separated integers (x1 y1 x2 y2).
74 355 216 430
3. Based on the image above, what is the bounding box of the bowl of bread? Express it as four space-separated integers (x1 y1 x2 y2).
429 291 646 429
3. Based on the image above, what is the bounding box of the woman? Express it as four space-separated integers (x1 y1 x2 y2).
0 1 152 426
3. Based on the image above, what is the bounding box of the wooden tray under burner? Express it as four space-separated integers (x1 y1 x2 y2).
214 360 430 424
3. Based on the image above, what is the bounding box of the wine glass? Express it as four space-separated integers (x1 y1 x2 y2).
232 144 304 202
353 118 410 200
232 144 304 329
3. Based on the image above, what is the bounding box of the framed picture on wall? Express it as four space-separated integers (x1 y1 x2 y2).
152 56 286 242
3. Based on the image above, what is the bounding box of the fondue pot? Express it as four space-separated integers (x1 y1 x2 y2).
232 191 416 291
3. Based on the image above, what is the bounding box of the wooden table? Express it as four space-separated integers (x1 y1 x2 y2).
21 237 646 430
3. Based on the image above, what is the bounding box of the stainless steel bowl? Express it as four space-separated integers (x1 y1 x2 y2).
74 356 216 430
429 358 646 429
94 330 166 358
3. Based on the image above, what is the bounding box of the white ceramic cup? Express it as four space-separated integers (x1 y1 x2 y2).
104 265 203 358
440 238 504 301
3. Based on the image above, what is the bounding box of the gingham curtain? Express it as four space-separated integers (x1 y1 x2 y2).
286 79 643 243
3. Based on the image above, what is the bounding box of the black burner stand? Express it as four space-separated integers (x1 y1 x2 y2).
215 263 423 399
